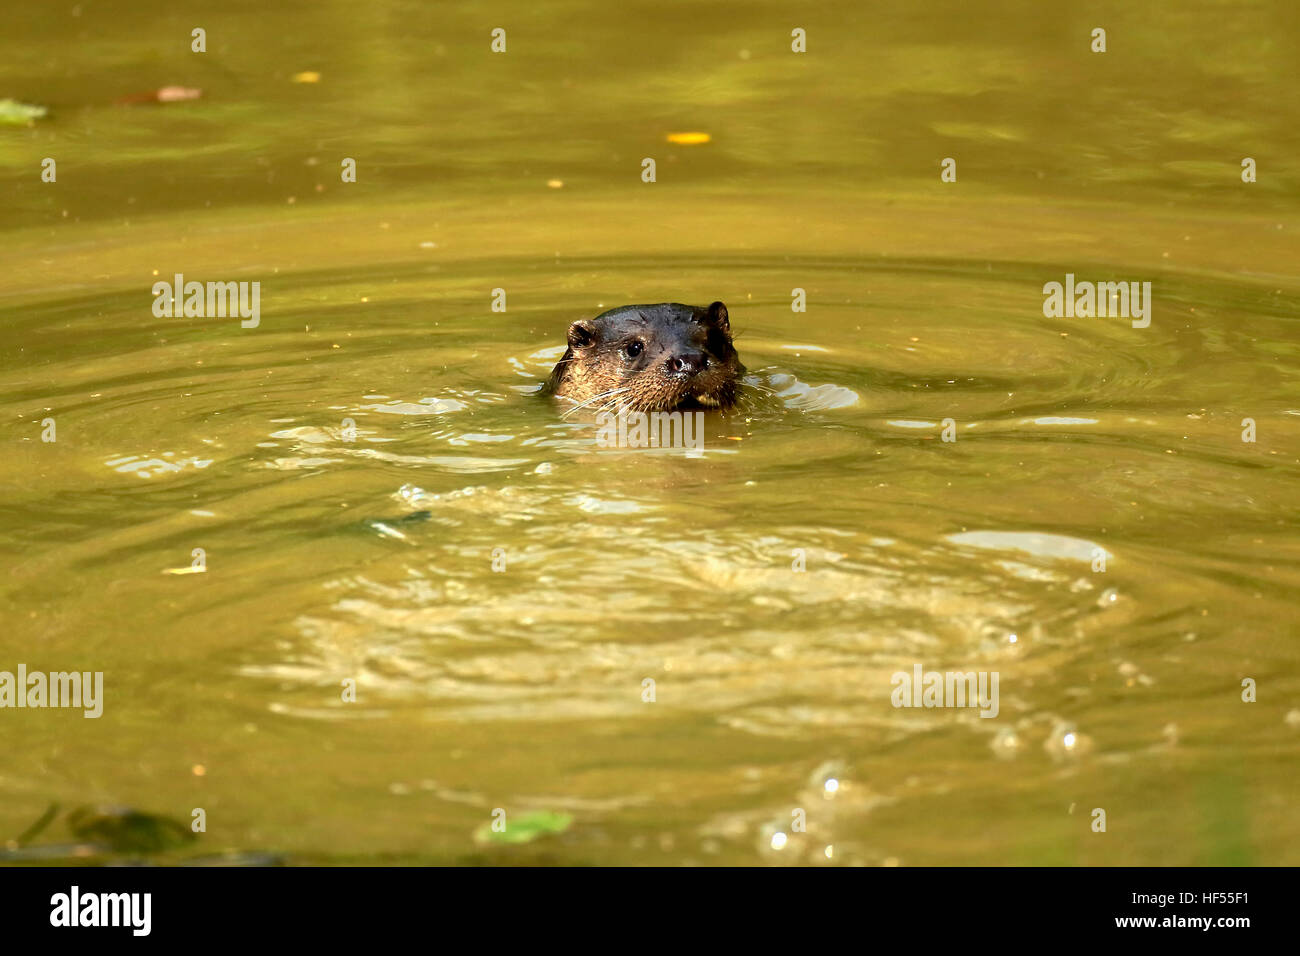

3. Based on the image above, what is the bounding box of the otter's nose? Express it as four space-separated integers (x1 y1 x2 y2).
666 351 708 377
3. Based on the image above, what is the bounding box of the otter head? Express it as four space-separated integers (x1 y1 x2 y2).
549 301 744 413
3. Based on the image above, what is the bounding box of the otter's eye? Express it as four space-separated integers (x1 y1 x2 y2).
622 340 644 359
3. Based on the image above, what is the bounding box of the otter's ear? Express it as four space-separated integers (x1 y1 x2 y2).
567 319 597 349
705 300 730 333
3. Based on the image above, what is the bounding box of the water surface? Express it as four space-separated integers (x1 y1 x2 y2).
2 0 1298 865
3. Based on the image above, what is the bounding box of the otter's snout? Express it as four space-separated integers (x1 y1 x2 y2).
665 351 707 377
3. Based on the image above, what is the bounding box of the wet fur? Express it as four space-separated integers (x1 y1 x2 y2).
546 301 745 413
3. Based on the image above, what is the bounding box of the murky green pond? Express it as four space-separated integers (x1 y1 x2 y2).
2 1 1298 865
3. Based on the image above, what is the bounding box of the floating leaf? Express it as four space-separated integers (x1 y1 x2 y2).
474 810 572 845
0 99 47 126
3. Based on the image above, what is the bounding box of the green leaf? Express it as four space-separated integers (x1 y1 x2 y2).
0 99 47 126
474 810 573 845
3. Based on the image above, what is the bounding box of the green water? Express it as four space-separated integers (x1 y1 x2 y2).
1 1 1298 865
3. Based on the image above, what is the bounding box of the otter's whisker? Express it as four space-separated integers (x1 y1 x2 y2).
561 386 634 419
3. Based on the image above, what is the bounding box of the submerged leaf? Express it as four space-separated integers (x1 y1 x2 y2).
66 805 196 853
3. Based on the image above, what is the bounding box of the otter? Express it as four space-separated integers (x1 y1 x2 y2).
545 301 744 413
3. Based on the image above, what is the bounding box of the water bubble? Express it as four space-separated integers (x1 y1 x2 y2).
1045 720 1093 760
808 759 845 789
990 727 1022 760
